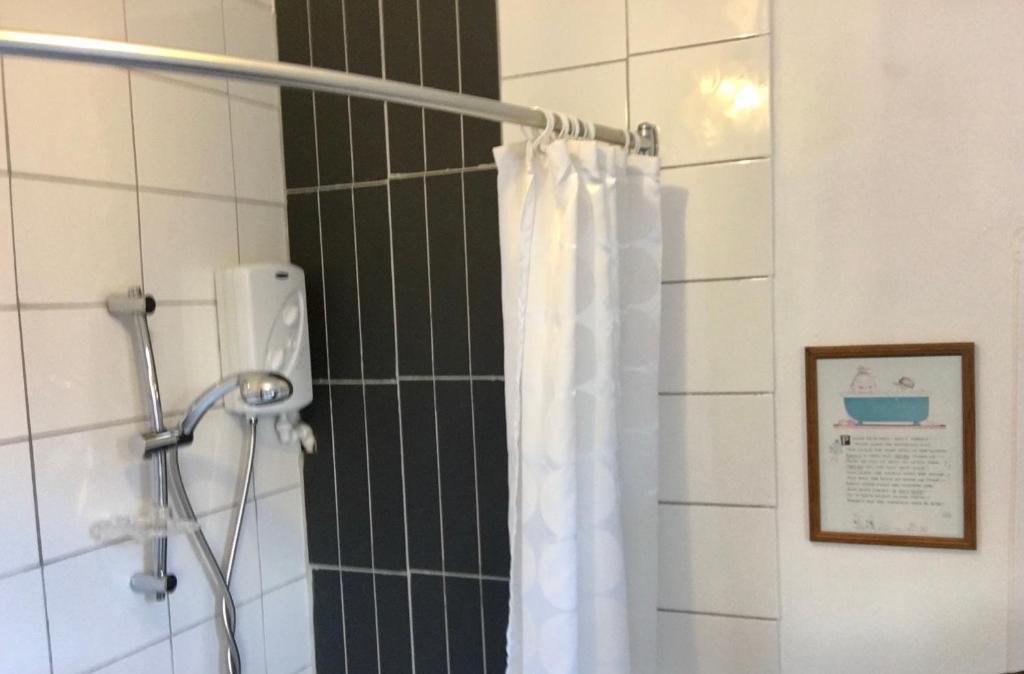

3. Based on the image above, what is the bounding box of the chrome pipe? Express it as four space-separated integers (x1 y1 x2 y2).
0 29 656 154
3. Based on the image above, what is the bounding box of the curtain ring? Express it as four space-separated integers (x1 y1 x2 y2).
584 119 596 140
622 129 632 152
555 111 570 140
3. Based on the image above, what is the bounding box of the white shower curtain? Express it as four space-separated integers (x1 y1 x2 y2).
495 138 662 674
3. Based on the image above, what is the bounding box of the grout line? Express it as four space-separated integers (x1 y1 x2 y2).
376 0 418 669
657 607 779 622
410 567 509 583
628 33 769 59
6 170 286 208
1 53 55 672
658 390 772 397
307 562 509 583
312 375 504 385
661 274 771 285
337 0 385 668
501 57 627 81
766 13 782 672
658 501 776 509
0 433 30 447
390 162 496 180
300 0 352 666
660 155 771 171
78 633 172 674
219 0 245 267
414 0 451 668
283 161 497 197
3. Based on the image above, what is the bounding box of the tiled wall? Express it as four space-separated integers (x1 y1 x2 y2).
0 1 313 673
498 0 777 672
275 0 509 672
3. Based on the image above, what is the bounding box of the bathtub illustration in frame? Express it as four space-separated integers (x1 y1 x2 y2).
805 343 975 549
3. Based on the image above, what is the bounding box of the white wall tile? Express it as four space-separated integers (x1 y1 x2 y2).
659 394 775 505
33 422 146 561
132 74 235 196
139 191 238 302
0 0 125 38
20 308 141 433
172 598 266 674
0 442 39 576
238 203 290 265
659 504 778 618
92 641 172 674
630 37 771 167
0 172 14 307
657 611 779 674
5 60 135 184
45 541 171 674
660 279 773 392
629 0 770 54
262 576 312 674
0 310 27 440
500 62 627 142
0 568 50 674
497 0 626 76
125 0 225 52
253 421 302 497
230 99 286 203
661 160 772 281
169 502 261 632
175 408 249 516
148 303 222 413
12 179 141 304
223 0 280 105
257 487 307 589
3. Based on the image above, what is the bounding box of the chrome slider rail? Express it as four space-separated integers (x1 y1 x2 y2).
0 30 658 155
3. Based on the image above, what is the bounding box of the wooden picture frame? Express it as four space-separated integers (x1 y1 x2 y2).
805 343 975 549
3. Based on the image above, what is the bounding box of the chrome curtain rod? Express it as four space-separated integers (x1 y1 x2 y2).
0 30 658 156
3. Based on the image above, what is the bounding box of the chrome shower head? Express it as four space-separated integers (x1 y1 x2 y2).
143 372 292 455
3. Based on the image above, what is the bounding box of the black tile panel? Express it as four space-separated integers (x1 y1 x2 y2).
445 577 484 674
345 0 387 180
481 579 509 674
342 571 379 672
319 189 363 380
457 0 501 166
382 0 424 173
286 192 327 378
310 0 346 71
420 0 462 169
334 385 373 567
365 385 407 571
389 178 432 375
472 381 509 577
344 0 382 77
435 381 479 574
303 386 339 565
411 574 449 674
463 169 503 376
353 186 397 379
276 0 310 65
399 381 443 570
425 175 470 375
315 93 354 187
376 574 414 674
280 89 318 189
312 569 346 673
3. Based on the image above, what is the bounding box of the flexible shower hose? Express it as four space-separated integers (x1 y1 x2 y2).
168 415 259 674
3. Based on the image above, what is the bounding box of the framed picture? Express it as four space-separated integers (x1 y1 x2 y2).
805 343 975 549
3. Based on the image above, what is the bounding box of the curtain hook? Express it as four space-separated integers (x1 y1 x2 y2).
554 111 569 140
584 119 596 140
622 128 632 152
531 107 555 149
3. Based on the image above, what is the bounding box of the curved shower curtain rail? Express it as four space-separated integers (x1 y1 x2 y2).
0 29 658 155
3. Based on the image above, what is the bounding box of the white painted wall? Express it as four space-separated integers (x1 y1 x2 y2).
0 1 312 672
774 2 1024 673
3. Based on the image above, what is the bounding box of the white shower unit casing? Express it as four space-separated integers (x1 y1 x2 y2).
215 263 314 416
